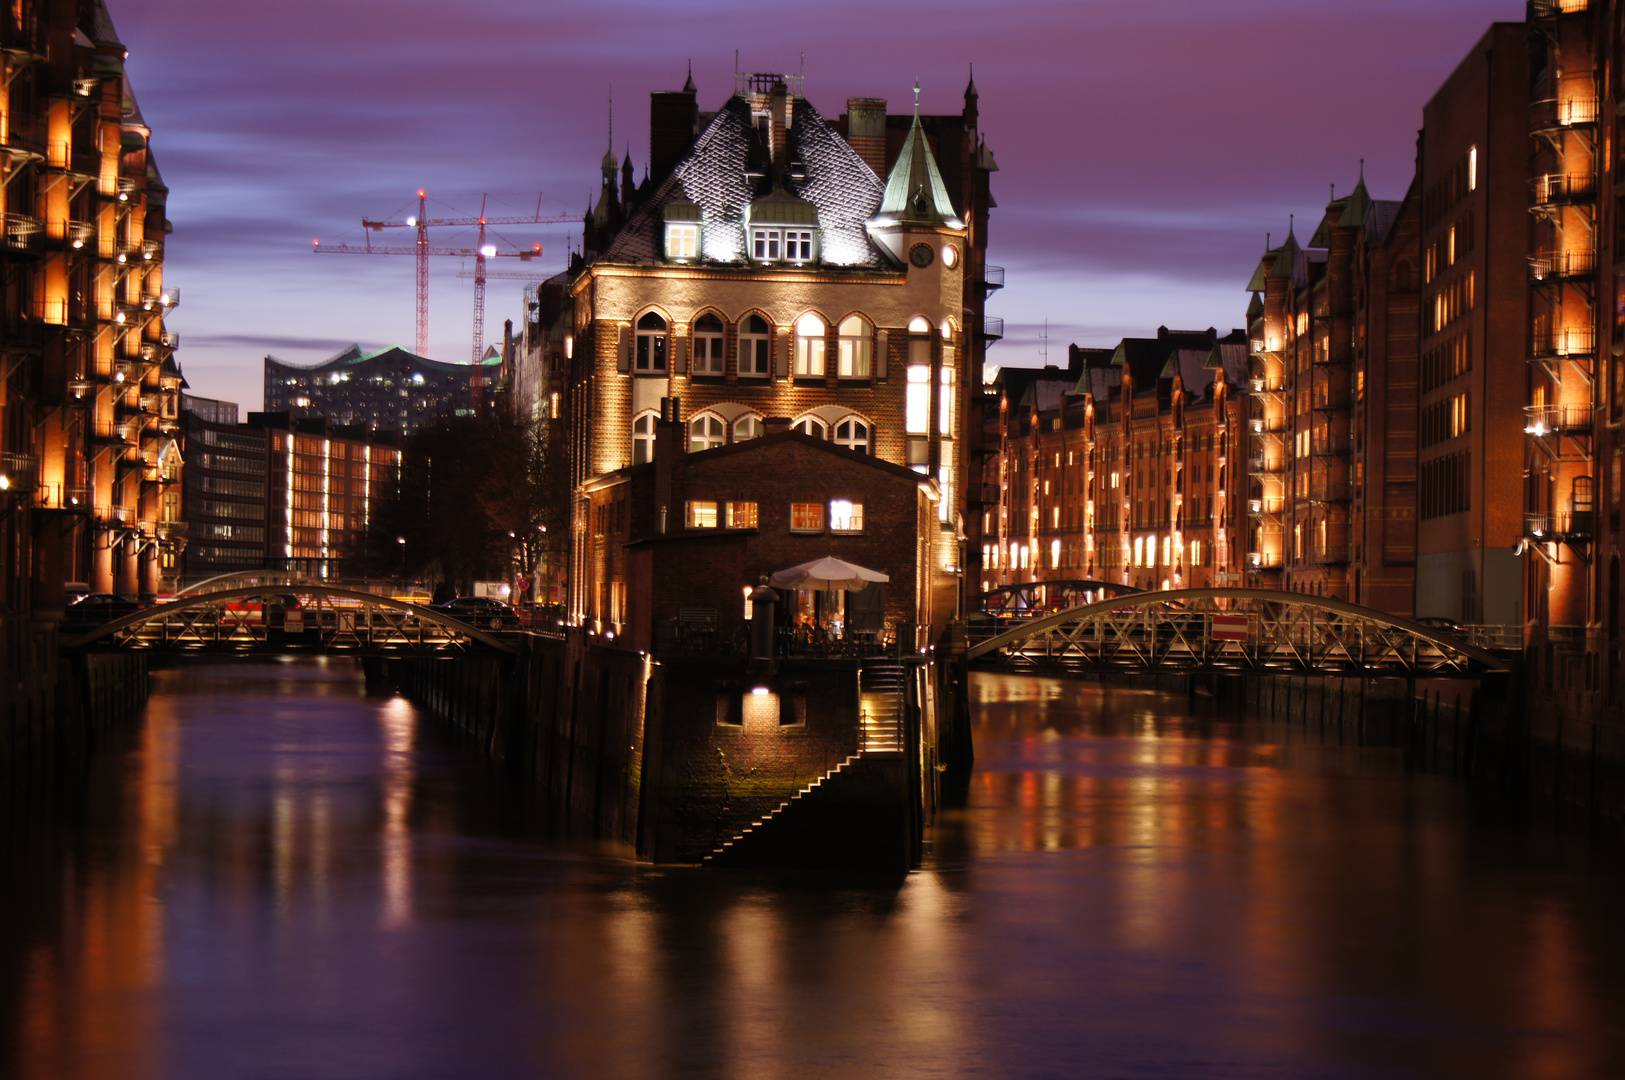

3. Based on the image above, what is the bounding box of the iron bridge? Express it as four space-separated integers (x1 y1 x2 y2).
63 583 517 656
965 588 1510 677
976 579 1143 613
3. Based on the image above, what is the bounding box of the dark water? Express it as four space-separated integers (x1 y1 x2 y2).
3 660 1623 1079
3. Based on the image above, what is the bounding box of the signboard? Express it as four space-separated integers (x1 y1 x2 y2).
1211 614 1249 642
338 611 358 634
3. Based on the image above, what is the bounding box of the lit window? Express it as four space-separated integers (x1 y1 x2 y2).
939 366 955 435
733 414 764 441
1050 538 1061 569
793 416 827 439
687 501 718 528
908 315 931 333
738 314 771 377
906 365 930 434
632 412 657 465
727 501 758 528
666 223 698 260
790 502 823 532
1467 145 1477 191
692 313 725 374
834 418 870 454
794 313 826 376
830 500 864 532
635 312 667 372
837 315 871 377
688 414 724 452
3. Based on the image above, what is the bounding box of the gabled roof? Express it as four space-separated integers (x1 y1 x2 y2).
599 95 887 268
1365 198 1403 244
1106 328 1218 388
1204 341 1249 389
1160 348 1212 389
872 110 961 228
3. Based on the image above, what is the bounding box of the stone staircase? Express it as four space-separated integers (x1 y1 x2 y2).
859 658 906 753
701 753 860 865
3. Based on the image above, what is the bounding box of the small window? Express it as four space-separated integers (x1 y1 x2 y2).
688 414 724 452
738 314 771 377
830 500 864 533
793 416 827 439
632 412 657 465
794 313 826 377
906 364 930 434
727 501 758 528
666 223 698 260
752 228 782 261
907 315 931 333
834 418 870 453
733 414 764 441
790 502 823 533
693 314 725 374
635 312 667 372
837 315 871 377
784 229 813 263
687 501 718 528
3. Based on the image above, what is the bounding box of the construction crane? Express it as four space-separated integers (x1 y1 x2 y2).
313 191 576 362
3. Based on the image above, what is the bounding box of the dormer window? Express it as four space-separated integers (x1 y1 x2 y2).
662 200 702 262
746 192 818 266
753 228 813 264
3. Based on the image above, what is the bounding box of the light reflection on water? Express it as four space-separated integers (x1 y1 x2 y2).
0 661 1621 1079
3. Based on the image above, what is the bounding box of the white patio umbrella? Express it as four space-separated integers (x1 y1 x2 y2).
768 556 889 592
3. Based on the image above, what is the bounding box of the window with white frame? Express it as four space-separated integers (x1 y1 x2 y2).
752 228 782 261
632 412 657 465
793 416 827 439
834 418 870 454
666 223 698 261
938 363 955 434
830 499 864 533
837 315 871 378
635 312 667 371
688 414 724 452
793 313 826 376
733 414 764 441
906 363 930 434
686 500 719 528
692 313 725 374
738 314 771 377
784 229 813 262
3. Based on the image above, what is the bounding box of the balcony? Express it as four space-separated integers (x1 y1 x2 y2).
0 116 44 162
1248 551 1284 569
1530 327 1595 365
0 452 40 496
1525 509 1594 542
1247 455 1283 476
140 287 179 311
981 315 1004 342
1530 172 1596 209
3 213 41 250
1529 0 1593 18
1309 543 1351 565
156 520 189 541
977 264 1004 293
1247 376 1286 394
1523 403 1593 437
34 483 91 513
1248 416 1286 434
1530 96 1599 136
1529 249 1597 283
1246 496 1285 519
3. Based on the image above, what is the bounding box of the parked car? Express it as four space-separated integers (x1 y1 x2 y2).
429 595 521 631
64 593 144 628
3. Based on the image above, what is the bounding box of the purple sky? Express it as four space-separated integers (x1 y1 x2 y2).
114 0 1523 411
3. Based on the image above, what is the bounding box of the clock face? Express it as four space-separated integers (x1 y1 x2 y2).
909 243 935 269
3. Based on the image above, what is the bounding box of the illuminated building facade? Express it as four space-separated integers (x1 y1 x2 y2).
179 410 268 578
254 413 400 579
549 70 998 643
0 0 184 608
264 343 502 436
980 328 1249 603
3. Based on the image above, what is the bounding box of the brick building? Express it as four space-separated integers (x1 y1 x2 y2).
579 415 936 652
530 69 998 643
1 0 183 606
253 413 400 578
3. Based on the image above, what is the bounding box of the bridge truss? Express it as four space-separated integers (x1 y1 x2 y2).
976 579 1143 613
965 588 1510 678
63 584 516 656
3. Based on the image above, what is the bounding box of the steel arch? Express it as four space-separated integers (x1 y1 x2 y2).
965 587 1509 676
64 585 516 654
977 579 1144 610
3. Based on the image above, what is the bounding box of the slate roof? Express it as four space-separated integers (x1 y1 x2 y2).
83 0 123 49
1205 341 1249 390
1105 329 1218 389
1161 348 1213 392
600 95 888 269
1365 199 1403 244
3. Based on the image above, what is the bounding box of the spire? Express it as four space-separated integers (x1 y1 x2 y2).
872 86 962 228
683 60 696 95
965 63 978 101
1338 160 1371 229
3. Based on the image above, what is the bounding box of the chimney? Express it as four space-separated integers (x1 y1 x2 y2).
650 83 699 186
845 98 887 178
769 81 789 185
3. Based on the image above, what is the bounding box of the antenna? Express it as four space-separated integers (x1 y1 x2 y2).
1041 319 1049 367
913 78 921 113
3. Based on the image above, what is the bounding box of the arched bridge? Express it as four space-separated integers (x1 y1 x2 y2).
965 588 1511 677
977 579 1143 612
63 584 516 655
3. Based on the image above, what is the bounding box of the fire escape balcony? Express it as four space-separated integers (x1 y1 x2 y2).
0 452 40 498
1247 551 1284 570
156 519 189 541
0 116 44 164
1524 403 1593 437
1530 327 1595 379
1246 496 1285 523
1530 172 1596 211
981 316 1004 342
977 264 1004 294
43 140 99 179
1247 455 1283 477
1530 97 1599 139
1248 415 1286 434
1529 249 1597 284
1247 375 1286 396
1529 0 1593 19
139 288 178 312
2 213 42 253
33 483 91 513
1309 543 1351 566
1524 509 1593 555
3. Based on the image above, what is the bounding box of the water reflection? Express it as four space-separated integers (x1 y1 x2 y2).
0 662 1621 1079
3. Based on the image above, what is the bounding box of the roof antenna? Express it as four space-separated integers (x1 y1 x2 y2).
1265 231 1271 251
1359 157 1365 182
1041 319 1049 367
913 78 921 115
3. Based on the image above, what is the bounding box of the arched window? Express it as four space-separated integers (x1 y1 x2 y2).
834 418 870 453
907 315 931 334
837 315 871 378
632 412 657 465
793 416 827 439
738 314 771 377
693 313 725 375
793 313 826 377
733 414 764 442
635 312 667 371
688 413 725 452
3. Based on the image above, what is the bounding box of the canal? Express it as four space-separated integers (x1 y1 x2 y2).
3 659 1623 1078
